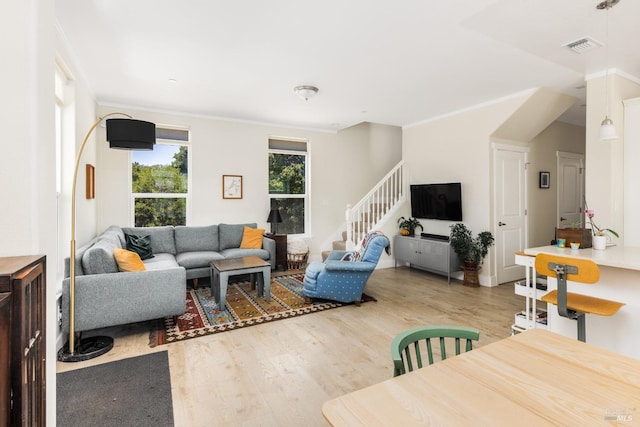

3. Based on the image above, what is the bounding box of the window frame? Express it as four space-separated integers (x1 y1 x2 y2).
129 129 191 227
268 139 310 237
54 61 73 293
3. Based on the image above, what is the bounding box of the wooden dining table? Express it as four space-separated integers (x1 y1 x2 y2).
322 329 640 426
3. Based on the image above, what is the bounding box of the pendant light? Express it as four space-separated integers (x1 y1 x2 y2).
597 0 620 142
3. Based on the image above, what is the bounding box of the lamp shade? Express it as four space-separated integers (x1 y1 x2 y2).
267 209 283 224
267 208 282 234
106 118 156 150
599 117 618 142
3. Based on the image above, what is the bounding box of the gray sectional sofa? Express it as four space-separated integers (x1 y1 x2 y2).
62 223 275 334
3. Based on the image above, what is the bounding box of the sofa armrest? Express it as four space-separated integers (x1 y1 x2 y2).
61 267 186 333
262 236 276 269
324 260 374 272
326 250 349 261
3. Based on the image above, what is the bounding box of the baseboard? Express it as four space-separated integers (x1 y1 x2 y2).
56 293 66 351
376 259 395 269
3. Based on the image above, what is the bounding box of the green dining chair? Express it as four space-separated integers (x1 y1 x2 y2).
391 325 480 377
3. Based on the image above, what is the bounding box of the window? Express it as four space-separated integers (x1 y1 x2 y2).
268 138 308 235
54 62 71 290
131 127 189 227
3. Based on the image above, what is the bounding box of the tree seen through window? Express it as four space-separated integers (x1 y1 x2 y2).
132 144 188 227
269 150 306 234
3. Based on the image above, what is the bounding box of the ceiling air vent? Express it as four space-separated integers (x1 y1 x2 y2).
562 36 602 54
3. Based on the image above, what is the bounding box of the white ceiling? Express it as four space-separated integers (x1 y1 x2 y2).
55 0 640 132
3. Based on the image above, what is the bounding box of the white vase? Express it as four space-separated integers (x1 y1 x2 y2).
593 235 607 250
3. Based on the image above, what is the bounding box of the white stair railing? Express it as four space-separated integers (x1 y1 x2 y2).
345 160 406 250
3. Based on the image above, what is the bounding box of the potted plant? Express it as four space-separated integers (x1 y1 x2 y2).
449 223 494 286
585 207 618 250
397 217 423 236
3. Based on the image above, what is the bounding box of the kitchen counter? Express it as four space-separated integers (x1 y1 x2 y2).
524 244 640 271
523 245 640 359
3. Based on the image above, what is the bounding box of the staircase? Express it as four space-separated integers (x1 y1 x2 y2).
322 161 406 259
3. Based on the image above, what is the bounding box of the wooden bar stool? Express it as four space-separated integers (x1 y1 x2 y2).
535 253 624 342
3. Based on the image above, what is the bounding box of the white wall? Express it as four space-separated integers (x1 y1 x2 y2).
95 107 402 260
585 73 640 244
624 97 640 246
1 1 57 424
55 32 100 250
401 94 531 282
527 121 585 247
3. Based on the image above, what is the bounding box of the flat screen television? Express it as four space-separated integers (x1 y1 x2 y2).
410 183 462 221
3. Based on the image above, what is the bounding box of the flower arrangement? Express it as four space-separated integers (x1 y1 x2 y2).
584 207 619 238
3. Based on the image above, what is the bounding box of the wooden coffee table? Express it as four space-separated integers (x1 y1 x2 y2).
210 256 271 310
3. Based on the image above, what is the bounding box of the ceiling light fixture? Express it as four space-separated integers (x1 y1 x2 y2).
597 0 620 142
294 85 318 101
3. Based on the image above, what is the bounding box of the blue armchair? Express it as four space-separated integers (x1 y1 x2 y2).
303 231 390 303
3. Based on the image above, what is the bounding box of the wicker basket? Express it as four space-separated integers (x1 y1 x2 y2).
287 252 308 270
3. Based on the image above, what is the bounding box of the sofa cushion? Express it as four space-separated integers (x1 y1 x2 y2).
220 248 270 261
219 223 257 250
240 226 265 249
81 234 121 275
122 226 176 255
102 225 126 248
174 225 219 253
114 248 146 272
125 234 154 260
176 251 225 269
142 253 181 271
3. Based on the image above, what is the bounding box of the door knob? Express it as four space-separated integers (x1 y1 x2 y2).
498 222 506 226
560 217 567 221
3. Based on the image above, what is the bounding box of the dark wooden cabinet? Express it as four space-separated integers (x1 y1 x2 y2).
267 234 287 271
0 293 11 427
0 255 46 427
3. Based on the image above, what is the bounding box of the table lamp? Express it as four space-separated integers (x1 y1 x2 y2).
267 208 283 234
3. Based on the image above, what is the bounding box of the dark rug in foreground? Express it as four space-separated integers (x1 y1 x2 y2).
57 351 173 427
150 273 375 346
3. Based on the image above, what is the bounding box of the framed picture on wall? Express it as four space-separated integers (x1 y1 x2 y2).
222 175 243 199
539 171 550 189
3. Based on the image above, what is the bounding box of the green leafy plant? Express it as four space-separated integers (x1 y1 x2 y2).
397 217 423 235
449 223 495 267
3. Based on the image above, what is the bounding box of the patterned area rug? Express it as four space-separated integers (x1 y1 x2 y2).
150 273 375 346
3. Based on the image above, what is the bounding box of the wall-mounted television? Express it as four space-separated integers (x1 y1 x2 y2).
410 183 462 221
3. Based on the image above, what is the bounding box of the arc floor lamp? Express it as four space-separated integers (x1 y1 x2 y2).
58 112 155 362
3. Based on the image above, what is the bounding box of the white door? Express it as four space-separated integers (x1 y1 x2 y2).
557 152 584 229
494 145 528 284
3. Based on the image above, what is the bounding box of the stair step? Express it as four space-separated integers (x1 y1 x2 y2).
321 250 332 262
332 240 347 251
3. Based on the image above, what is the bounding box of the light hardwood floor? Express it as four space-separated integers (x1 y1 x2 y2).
56 266 524 426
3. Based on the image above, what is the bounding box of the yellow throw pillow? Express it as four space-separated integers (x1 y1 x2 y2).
114 248 146 272
240 226 265 249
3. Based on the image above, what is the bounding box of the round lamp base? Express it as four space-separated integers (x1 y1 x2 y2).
57 336 114 363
